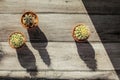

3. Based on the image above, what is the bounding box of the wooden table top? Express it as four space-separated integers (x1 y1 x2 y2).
0 0 120 79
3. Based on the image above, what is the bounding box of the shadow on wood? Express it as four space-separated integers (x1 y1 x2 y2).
75 41 97 71
0 45 3 61
16 44 38 77
27 26 51 66
0 50 3 61
82 0 120 78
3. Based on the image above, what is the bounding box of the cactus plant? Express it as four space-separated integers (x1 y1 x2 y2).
21 11 38 28
9 32 26 49
72 24 90 42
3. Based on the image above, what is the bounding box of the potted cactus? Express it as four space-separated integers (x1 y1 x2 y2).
21 11 39 28
8 32 26 49
72 23 90 42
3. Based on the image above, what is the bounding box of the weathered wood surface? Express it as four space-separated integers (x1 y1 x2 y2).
0 71 118 79
0 0 120 79
0 42 119 79
103 43 120 69
0 0 120 14
0 12 119 79
0 14 120 42
0 42 118 70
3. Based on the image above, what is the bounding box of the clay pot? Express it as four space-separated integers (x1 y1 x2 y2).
21 11 39 29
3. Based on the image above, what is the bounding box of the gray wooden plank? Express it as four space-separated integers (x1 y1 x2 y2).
102 43 120 79
0 71 118 79
0 42 119 70
0 0 119 14
0 14 119 42
104 43 120 67
82 0 120 14
0 0 85 14
87 15 120 43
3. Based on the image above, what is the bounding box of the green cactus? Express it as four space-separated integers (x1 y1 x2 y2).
74 24 90 40
23 13 36 27
10 33 25 48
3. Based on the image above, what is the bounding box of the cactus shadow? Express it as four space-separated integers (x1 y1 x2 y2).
16 44 38 77
75 41 97 71
27 26 51 66
0 50 3 61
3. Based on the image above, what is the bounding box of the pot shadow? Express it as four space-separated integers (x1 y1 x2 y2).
0 50 3 61
75 41 97 71
16 44 38 77
27 26 51 66
0 45 3 61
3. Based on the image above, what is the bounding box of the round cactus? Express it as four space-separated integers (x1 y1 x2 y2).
9 32 26 48
73 24 90 41
21 12 38 28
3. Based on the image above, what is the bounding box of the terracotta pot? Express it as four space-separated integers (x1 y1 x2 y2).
8 32 26 49
21 11 39 29
72 23 90 42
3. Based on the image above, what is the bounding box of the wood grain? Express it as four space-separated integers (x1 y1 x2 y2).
0 71 118 79
82 0 120 14
0 42 119 79
0 42 119 70
0 0 119 14
0 14 119 42
0 0 85 14
0 0 119 79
